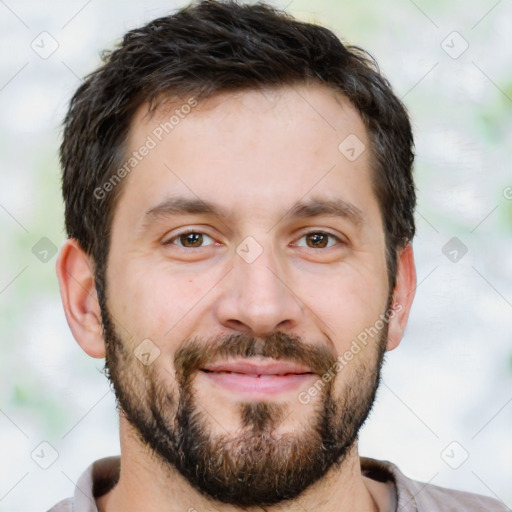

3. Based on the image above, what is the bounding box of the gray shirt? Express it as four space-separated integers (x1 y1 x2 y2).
48 456 509 511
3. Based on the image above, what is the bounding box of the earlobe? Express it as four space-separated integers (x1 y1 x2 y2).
386 243 416 351
55 239 106 358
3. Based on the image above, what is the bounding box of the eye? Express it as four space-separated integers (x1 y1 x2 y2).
164 231 216 248
294 231 342 249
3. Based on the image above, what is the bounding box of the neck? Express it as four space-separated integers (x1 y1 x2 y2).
97 417 380 512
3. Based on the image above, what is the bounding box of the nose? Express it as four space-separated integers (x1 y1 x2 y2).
213 241 304 337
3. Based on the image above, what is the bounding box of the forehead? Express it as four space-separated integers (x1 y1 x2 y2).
114 84 380 233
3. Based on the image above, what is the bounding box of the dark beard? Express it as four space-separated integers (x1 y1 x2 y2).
101 305 387 507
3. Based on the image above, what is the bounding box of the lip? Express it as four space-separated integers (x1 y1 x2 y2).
202 359 313 376
199 358 316 398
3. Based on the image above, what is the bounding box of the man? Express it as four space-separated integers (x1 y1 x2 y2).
52 1 507 511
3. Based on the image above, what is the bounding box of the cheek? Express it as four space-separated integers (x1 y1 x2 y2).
293 265 388 350
107 261 217 359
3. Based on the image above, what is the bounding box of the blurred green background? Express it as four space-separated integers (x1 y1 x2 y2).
0 1 511 510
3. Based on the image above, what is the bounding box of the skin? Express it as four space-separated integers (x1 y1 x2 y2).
56 83 416 512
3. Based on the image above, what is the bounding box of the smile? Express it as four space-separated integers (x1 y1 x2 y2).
199 359 316 397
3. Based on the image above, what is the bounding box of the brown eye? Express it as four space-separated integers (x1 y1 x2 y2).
167 232 215 248
296 232 340 249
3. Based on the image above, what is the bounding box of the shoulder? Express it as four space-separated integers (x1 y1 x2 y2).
46 456 120 512
46 497 73 512
410 477 508 511
360 457 509 511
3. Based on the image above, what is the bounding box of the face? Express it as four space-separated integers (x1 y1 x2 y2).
101 84 393 506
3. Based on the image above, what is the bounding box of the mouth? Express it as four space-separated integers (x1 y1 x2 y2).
202 371 309 377
199 359 316 397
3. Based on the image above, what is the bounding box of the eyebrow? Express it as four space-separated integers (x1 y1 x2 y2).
287 196 364 227
142 195 364 229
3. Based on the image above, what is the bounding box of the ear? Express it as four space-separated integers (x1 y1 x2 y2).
386 243 416 351
55 238 106 358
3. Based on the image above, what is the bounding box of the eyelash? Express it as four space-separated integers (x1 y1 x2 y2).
163 230 344 250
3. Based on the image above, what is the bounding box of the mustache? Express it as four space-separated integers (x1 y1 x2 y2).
174 331 337 383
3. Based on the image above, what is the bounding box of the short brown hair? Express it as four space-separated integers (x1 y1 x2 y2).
60 0 416 300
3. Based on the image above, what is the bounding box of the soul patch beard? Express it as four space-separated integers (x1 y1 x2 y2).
101 308 387 507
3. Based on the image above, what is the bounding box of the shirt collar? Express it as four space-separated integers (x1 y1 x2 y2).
72 455 408 512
